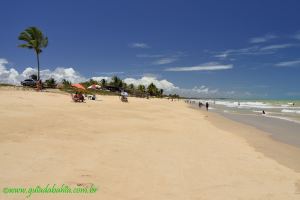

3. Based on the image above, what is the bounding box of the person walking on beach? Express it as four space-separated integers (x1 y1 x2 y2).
199 102 203 108
206 102 209 111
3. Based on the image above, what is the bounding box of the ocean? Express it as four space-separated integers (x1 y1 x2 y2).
187 99 300 147
191 99 300 124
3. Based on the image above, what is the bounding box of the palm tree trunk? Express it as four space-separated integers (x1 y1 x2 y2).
36 52 40 80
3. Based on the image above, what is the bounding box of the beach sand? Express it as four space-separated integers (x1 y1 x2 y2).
0 88 300 200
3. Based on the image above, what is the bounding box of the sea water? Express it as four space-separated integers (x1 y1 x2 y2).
190 99 300 124
188 99 300 147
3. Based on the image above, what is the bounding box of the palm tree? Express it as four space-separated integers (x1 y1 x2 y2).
18 27 48 81
30 74 38 81
45 78 57 88
110 76 123 88
62 79 71 87
147 83 158 96
159 89 164 97
100 79 107 87
137 84 146 93
128 84 135 90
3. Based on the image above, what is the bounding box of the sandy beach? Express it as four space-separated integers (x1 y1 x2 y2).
1 88 300 200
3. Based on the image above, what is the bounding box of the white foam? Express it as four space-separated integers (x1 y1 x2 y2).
264 114 300 124
215 100 298 109
252 110 263 113
281 109 300 114
215 101 276 109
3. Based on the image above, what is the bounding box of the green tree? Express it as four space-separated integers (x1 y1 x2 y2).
137 84 146 93
18 27 48 81
147 83 158 96
110 76 123 88
128 84 135 90
159 89 164 97
30 74 38 81
122 82 128 90
45 78 57 88
89 79 99 85
62 79 72 87
100 79 107 87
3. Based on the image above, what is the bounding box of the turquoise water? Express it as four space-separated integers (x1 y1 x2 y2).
191 99 300 124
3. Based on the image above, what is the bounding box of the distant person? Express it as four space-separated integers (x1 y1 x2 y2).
36 79 42 91
262 110 265 114
78 92 85 102
199 102 203 108
72 92 80 102
206 102 209 111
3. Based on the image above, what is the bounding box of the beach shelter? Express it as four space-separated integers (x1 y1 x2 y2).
72 83 86 90
88 84 101 89
121 91 128 97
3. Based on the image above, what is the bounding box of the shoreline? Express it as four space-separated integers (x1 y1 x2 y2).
219 111 300 147
189 105 300 174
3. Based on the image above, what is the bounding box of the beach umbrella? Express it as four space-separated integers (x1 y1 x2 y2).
72 83 86 90
88 84 101 89
88 85 96 89
121 91 128 96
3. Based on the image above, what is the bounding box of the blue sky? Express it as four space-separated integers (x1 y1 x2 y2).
0 0 300 98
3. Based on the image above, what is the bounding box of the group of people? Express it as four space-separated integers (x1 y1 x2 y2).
72 92 85 102
199 101 209 111
185 100 209 111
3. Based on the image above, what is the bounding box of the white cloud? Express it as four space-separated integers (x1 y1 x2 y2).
275 59 300 67
95 71 124 75
136 54 164 58
91 76 112 82
40 68 86 83
0 58 86 85
165 62 233 72
260 43 294 51
153 57 177 65
214 46 263 58
138 52 186 65
129 43 149 48
0 58 252 98
214 43 297 59
0 58 20 85
123 76 230 98
249 34 277 43
123 76 178 91
214 53 228 59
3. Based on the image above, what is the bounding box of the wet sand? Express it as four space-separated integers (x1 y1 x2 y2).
204 110 300 173
220 112 300 147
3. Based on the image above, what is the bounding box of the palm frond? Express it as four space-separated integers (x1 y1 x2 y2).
18 44 33 48
18 31 32 42
18 26 48 52
41 37 48 48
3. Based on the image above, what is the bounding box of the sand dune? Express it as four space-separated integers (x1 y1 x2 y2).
0 88 299 199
